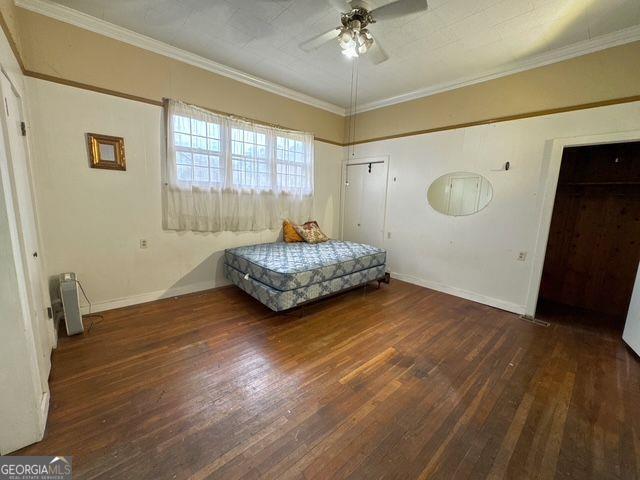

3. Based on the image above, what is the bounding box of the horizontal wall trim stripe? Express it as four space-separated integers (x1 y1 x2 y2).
23 70 344 146
25 69 163 106
22 70 640 147
349 95 640 145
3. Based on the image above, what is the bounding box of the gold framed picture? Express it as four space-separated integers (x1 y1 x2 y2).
87 133 126 171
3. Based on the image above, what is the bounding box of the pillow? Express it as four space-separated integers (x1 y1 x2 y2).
293 220 330 244
283 219 304 243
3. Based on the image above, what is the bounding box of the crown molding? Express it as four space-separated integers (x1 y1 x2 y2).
15 0 640 117
15 0 347 116
355 24 640 114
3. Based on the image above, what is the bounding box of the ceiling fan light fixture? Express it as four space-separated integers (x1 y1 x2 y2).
338 27 353 45
341 44 359 58
355 30 373 54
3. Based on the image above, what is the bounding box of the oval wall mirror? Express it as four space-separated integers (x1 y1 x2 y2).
427 172 493 216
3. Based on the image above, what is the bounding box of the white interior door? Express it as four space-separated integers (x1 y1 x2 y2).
1 72 51 393
623 263 640 356
343 158 388 248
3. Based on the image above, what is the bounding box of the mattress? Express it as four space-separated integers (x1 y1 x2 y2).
225 263 386 311
224 240 386 291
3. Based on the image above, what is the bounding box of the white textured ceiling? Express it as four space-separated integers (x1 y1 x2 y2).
45 0 640 109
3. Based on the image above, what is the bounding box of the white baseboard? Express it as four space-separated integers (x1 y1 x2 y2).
81 273 524 316
80 279 231 314
390 272 525 315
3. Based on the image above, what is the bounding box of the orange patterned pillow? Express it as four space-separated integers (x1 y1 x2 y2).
283 219 304 243
293 221 330 244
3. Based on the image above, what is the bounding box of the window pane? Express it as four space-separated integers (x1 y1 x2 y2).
209 155 220 168
191 119 206 137
194 154 208 166
257 133 266 145
208 139 220 152
194 167 209 182
244 130 255 143
207 123 220 138
177 151 192 165
232 128 242 141
244 143 255 156
177 165 192 181
175 133 191 148
193 136 207 150
174 115 191 133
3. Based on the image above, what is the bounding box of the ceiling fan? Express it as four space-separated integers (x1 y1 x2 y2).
300 0 428 64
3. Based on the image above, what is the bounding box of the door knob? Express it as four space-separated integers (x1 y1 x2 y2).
32 252 38 258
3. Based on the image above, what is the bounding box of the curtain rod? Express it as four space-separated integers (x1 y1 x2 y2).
163 98 311 136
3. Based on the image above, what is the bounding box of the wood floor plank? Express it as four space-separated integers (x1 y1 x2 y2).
13 280 640 479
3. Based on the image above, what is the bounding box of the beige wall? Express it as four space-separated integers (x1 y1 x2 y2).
0 0 22 61
15 8 345 145
351 41 640 143
25 77 343 311
9 7 640 145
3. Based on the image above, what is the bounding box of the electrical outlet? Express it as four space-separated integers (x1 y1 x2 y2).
517 251 527 261
140 239 148 249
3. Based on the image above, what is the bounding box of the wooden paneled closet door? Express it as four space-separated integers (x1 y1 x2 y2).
539 142 640 317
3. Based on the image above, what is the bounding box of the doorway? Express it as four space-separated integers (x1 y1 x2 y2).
536 141 640 329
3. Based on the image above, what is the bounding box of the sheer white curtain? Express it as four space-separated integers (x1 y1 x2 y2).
163 99 314 232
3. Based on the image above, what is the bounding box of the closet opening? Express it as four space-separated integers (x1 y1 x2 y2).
536 141 640 333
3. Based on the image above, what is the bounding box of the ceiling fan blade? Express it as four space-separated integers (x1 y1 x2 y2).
368 39 389 65
328 0 350 12
370 0 428 20
300 28 340 51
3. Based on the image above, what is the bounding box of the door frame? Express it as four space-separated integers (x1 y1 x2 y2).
0 68 53 391
525 129 640 319
340 155 390 243
0 69 51 344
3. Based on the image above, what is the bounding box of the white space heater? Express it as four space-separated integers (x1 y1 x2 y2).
59 272 83 335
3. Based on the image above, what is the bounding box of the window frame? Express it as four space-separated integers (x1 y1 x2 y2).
169 109 313 195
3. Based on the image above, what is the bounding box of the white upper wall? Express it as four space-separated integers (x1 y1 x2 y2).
351 100 640 314
25 77 343 312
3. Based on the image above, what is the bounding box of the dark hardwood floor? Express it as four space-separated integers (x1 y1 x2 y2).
16 280 640 479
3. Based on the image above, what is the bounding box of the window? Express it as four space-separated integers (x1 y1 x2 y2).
168 106 312 194
164 99 314 233
231 127 270 189
276 136 307 190
173 115 223 185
